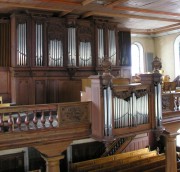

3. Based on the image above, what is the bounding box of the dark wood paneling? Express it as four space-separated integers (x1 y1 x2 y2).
0 152 24 172
59 80 81 102
17 79 30 105
0 68 11 102
35 80 46 104
0 22 11 67
123 133 149 152
119 31 131 66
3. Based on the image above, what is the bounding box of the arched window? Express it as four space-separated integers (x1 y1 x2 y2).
174 35 180 76
131 42 144 76
177 129 180 147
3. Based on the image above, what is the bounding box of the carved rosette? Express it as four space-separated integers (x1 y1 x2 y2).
162 95 171 111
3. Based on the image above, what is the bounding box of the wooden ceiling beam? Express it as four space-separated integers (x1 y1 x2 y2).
39 0 81 6
82 0 96 6
113 6 180 17
0 2 71 12
105 0 129 7
82 11 180 22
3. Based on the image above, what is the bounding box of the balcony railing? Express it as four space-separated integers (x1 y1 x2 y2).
0 101 91 132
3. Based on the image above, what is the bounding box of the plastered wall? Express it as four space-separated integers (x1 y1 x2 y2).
132 32 180 80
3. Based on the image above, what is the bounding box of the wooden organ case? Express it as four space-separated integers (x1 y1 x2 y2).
7 11 132 105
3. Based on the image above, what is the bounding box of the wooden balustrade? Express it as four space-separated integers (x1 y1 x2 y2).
162 92 180 112
0 101 91 132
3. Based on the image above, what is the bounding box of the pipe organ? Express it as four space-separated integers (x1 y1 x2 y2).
7 11 131 105
113 92 149 129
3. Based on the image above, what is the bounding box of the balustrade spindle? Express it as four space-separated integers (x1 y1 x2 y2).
48 111 53 128
0 115 4 132
8 113 13 132
176 97 180 110
33 111 38 129
40 111 46 128
16 113 21 130
25 112 30 130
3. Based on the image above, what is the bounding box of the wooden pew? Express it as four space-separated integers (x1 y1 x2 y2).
78 151 158 172
89 153 164 172
116 155 165 172
71 148 149 171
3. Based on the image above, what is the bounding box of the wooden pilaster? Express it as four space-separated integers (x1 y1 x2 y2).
34 141 71 172
41 155 64 172
164 132 178 172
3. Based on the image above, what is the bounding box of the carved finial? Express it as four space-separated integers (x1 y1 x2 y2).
101 55 112 74
152 56 162 73
101 56 114 88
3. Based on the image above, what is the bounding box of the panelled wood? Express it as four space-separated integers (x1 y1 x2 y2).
0 21 11 67
0 68 11 103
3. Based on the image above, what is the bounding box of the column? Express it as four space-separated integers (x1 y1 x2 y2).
41 155 64 172
165 133 178 172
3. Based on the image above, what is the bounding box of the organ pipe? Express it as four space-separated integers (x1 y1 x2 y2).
36 23 43 66
68 28 76 66
17 23 27 66
113 92 149 128
108 29 116 65
104 86 113 137
155 83 162 127
79 42 92 67
98 28 104 65
49 39 63 66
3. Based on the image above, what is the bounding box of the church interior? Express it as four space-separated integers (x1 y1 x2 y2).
0 0 180 171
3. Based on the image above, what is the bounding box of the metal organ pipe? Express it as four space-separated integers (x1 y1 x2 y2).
103 86 113 137
113 91 149 128
17 23 27 66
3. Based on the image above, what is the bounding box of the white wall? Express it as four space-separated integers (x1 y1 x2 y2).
131 36 155 73
154 32 180 80
132 31 180 80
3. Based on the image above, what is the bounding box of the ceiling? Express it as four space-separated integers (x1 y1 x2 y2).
0 0 180 34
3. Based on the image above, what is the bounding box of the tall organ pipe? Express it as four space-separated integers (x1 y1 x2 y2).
104 86 113 137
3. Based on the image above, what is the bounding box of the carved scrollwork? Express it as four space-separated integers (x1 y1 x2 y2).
59 104 89 124
112 89 131 100
134 89 148 98
162 95 171 111
112 87 149 100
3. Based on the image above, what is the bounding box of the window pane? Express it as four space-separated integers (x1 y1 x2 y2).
131 42 144 76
